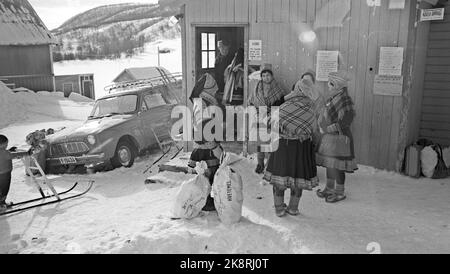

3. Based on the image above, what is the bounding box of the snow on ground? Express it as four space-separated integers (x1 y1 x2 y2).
0 148 449 254
0 82 93 143
53 39 182 100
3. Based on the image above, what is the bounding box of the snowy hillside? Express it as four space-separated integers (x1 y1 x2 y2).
51 3 181 61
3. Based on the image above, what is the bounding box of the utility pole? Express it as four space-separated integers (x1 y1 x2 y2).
157 46 160 66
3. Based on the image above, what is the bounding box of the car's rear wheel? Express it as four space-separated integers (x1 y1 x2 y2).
111 140 136 168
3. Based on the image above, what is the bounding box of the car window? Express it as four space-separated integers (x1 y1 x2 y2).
91 94 138 118
144 93 168 109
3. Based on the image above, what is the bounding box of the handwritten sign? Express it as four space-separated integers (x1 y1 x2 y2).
373 75 403 96
420 8 445 21
249 40 262 61
316 50 339 82
379 47 404 76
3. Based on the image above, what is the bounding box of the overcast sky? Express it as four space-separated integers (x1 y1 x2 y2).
29 0 159 30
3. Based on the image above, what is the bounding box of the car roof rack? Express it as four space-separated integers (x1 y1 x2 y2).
104 72 182 93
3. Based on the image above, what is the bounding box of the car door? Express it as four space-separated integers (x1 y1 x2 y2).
140 88 176 148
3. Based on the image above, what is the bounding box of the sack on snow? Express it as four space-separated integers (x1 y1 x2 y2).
171 161 211 219
421 146 438 178
212 153 244 225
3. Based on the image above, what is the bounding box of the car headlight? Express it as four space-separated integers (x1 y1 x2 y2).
87 135 96 145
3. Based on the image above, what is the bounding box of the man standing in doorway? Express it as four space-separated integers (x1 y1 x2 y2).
215 38 234 102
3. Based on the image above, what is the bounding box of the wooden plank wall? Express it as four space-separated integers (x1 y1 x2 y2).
0 45 52 76
420 3 450 146
183 0 414 170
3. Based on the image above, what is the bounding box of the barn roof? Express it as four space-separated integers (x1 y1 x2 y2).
112 67 172 82
0 0 56 46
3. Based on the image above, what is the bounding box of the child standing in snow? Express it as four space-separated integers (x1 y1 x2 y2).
0 135 31 211
188 73 224 212
263 78 319 217
315 71 358 203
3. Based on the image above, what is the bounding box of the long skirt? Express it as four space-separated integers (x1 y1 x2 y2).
263 138 319 190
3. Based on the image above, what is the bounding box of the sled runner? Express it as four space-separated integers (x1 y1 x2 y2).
0 155 94 216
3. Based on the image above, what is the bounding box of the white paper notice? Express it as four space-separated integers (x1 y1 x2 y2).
316 50 339 82
379 47 404 76
388 0 405 9
249 40 262 61
420 8 445 22
373 75 403 96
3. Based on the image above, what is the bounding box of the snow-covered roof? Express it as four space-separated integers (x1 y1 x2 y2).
0 0 57 46
113 67 171 82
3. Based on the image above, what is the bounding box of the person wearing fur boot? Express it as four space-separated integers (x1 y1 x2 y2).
188 73 224 212
315 71 358 203
263 78 319 217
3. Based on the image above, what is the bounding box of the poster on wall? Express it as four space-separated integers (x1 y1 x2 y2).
388 0 405 9
249 40 262 62
373 75 403 96
420 8 445 21
379 47 404 76
316 50 339 82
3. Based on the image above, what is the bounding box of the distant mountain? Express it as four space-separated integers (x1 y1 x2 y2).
52 2 183 62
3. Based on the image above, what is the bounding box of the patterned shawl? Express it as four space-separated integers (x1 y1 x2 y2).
279 94 315 141
325 88 354 123
251 79 286 107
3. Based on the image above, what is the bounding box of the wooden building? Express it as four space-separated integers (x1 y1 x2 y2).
0 0 57 92
177 0 450 171
112 67 175 83
55 74 95 99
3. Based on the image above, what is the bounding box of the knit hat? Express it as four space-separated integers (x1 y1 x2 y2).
328 71 350 90
301 69 316 84
260 63 273 75
286 77 317 101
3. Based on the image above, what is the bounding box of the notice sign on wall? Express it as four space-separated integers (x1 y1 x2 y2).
316 50 339 82
249 40 262 61
379 47 404 76
420 8 445 22
373 75 403 96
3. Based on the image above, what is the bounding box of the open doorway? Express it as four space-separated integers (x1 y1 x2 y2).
195 26 245 106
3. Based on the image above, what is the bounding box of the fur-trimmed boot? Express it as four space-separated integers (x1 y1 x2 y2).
273 186 287 217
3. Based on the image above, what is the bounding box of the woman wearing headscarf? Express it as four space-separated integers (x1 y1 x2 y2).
250 64 288 174
188 73 224 211
316 71 358 203
263 77 319 217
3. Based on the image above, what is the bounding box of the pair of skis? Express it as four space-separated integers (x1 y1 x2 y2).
0 181 94 216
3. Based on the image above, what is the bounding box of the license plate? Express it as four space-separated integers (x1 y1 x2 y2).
59 156 77 164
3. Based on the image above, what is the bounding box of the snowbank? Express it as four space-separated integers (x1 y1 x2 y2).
69 92 94 103
0 82 93 129
0 82 27 128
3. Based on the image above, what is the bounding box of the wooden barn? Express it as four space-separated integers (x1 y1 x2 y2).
0 0 57 92
176 0 450 171
55 74 95 99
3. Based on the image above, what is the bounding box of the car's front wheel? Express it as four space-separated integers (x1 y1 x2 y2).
111 140 136 168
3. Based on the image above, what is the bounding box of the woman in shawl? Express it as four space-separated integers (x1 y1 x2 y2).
188 73 224 211
316 71 358 203
263 77 319 217
250 64 288 174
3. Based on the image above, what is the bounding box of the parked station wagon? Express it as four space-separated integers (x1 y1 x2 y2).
46 75 182 173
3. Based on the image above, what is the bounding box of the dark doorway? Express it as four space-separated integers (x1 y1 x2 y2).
195 26 245 105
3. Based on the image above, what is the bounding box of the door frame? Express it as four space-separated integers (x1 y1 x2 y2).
190 23 250 156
